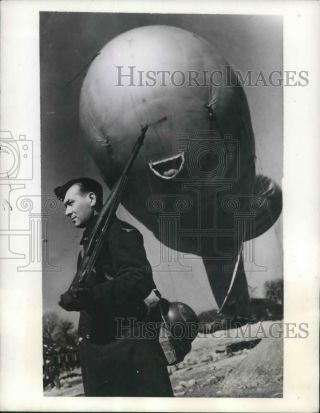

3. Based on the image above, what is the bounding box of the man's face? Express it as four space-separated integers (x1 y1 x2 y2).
63 184 96 228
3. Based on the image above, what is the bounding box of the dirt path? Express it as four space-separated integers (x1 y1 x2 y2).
169 320 283 397
44 321 283 398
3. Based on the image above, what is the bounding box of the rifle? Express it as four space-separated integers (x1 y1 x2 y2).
68 125 148 292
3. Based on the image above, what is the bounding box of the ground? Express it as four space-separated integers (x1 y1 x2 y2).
44 320 283 397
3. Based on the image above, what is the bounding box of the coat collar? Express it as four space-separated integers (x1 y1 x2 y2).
80 212 118 246
80 213 99 246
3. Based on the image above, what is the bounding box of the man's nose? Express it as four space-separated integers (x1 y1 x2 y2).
65 206 72 216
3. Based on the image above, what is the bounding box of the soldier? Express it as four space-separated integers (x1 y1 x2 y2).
54 177 173 397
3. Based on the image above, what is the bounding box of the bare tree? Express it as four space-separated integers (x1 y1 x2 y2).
55 320 77 347
43 312 77 347
43 311 60 342
264 279 283 305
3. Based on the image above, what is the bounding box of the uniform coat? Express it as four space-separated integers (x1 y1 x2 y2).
77 216 173 397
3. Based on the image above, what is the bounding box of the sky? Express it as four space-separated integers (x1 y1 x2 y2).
40 13 283 323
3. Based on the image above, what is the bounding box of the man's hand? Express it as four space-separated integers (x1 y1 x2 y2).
59 287 94 312
144 289 161 312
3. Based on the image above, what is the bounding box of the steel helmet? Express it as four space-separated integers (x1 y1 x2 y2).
159 301 199 365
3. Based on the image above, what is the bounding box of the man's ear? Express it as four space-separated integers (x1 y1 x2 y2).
88 192 97 207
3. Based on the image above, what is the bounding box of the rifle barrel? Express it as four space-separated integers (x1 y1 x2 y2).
69 125 148 289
